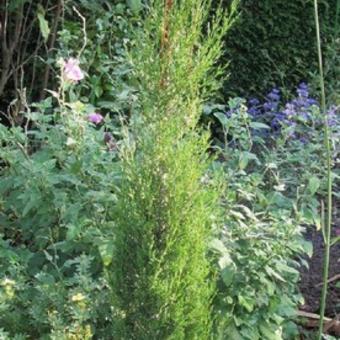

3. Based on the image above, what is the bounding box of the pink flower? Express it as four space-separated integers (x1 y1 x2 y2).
64 58 84 82
87 113 103 124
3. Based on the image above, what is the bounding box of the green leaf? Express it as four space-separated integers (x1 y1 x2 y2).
265 266 286 282
66 224 82 241
218 254 232 269
98 242 114 267
314 214 322 231
203 104 226 115
239 153 249 170
307 176 320 195
22 190 40 217
43 250 53 262
210 238 228 254
219 253 235 287
221 267 234 287
239 151 258 170
275 261 299 276
214 111 229 127
249 122 270 130
37 5 50 42
127 0 142 13
238 295 255 312
259 323 282 340
225 322 243 340
299 239 313 257
330 236 340 247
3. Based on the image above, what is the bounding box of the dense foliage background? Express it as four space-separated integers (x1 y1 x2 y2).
1 0 339 108
221 0 339 98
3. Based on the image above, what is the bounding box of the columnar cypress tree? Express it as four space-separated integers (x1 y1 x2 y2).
111 1 237 338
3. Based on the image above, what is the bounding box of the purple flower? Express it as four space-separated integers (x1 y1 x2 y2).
299 111 310 120
267 88 281 102
64 58 84 82
263 101 279 112
87 113 103 124
307 98 318 106
283 103 296 118
263 88 281 112
104 132 112 143
327 106 338 127
103 132 117 151
270 113 285 129
297 82 309 98
249 98 260 106
248 98 261 116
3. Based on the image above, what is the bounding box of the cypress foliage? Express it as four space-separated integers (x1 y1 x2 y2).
110 1 237 338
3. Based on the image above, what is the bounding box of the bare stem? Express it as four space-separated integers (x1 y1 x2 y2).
314 0 333 338
73 6 87 59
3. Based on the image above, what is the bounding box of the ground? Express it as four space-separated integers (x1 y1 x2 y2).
299 219 340 337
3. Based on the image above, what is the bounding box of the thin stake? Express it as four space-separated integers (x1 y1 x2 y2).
313 0 333 339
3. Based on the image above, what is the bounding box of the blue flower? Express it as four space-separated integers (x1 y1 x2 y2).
327 105 338 127
249 98 260 106
248 98 261 116
267 88 281 102
263 88 281 112
283 103 296 118
307 98 318 106
263 101 279 112
297 82 309 98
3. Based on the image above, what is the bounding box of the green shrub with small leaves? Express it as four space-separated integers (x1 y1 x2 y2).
109 1 237 338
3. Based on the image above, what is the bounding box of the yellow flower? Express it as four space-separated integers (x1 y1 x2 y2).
1 278 16 286
71 292 86 302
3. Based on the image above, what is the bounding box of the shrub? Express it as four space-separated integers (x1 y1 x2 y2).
0 59 119 338
110 1 237 338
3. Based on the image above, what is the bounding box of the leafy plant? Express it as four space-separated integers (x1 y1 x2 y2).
0 58 120 338
208 95 330 339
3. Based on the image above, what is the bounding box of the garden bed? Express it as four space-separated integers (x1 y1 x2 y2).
299 222 340 319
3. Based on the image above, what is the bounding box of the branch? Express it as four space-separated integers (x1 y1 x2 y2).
73 6 87 58
40 0 64 99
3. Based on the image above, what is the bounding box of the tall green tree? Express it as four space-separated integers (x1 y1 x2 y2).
110 1 237 338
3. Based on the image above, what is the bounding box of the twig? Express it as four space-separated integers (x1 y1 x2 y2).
40 0 64 99
73 6 87 59
316 273 340 287
297 311 340 335
15 141 30 162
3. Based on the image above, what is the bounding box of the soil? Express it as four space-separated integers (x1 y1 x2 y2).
299 224 340 319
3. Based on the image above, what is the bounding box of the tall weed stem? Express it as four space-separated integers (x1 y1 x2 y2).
313 0 333 338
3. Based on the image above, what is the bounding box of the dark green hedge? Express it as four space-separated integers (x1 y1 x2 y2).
221 0 338 97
